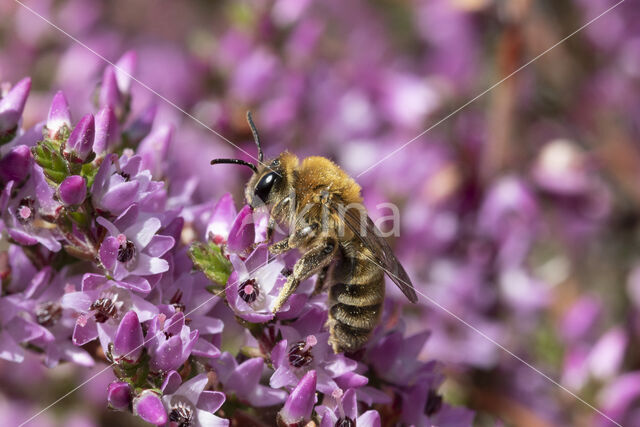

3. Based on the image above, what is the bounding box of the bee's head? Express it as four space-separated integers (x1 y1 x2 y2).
210 112 298 209
245 152 297 209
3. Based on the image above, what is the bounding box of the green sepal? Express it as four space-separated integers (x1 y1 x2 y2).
189 242 232 287
68 211 89 228
32 140 69 184
81 161 99 189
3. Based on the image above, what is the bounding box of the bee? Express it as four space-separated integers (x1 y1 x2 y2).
211 112 418 353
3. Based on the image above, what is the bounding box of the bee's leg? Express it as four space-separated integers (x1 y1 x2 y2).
272 237 338 313
313 265 330 295
268 238 290 255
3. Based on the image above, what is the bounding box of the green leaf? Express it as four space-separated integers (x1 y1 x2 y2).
81 162 99 189
189 242 232 288
32 140 69 185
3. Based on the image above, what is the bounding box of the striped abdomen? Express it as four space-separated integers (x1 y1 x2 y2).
327 244 385 353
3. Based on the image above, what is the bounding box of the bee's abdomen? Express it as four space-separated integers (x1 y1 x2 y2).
328 251 385 353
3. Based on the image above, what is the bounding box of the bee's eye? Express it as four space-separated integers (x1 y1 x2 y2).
254 172 278 203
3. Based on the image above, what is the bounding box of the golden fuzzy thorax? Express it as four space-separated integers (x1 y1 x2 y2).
294 156 362 207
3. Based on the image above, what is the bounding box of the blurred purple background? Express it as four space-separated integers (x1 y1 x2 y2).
2 0 640 425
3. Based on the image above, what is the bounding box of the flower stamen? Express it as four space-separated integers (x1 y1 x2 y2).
287 334 317 368
239 278 259 303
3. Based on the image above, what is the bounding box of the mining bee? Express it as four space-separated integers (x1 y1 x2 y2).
211 112 418 353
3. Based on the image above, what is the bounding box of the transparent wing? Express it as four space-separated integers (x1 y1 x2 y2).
332 204 418 303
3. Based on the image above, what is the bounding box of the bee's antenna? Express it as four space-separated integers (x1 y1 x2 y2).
210 158 258 173
246 111 263 162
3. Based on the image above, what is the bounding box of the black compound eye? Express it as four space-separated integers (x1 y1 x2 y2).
254 172 278 203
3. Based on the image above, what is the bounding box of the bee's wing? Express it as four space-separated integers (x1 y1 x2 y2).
331 204 418 303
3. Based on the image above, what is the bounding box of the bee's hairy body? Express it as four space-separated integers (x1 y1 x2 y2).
212 113 416 353
243 154 382 352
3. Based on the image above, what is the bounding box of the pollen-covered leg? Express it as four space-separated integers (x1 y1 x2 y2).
272 238 338 313
268 239 290 255
313 265 330 295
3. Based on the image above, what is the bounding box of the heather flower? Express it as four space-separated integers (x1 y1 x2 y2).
133 390 167 425
0 293 49 363
226 245 306 323
91 153 164 215
0 166 62 252
58 175 87 206
277 370 317 427
161 373 228 427
46 90 72 140
0 77 31 141
97 204 172 292
271 308 359 394
61 273 158 349
211 352 287 406
157 271 225 360
145 311 218 373
19 268 93 368
315 388 380 427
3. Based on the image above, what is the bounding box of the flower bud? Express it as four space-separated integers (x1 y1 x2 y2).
133 390 167 425
112 311 144 364
0 145 32 183
115 50 137 95
93 106 119 154
277 370 317 427
99 66 122 111
66 114 95 162
58 175 87 206
107 381 132 411
46 91 72 139
0 77 31 138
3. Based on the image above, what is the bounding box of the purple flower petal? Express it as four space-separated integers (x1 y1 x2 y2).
46 90 72 138
99 236 119 271
198 391 226 413
113 311 144 363
98 180 140 214
66 113 95 161
0 77 31 134
0 145 32 182
144 235 175 257
134 390 167 425
58 175 87 206
108 382 132 411
0 330 24 363
161 370 182 394
278 370 317 425
227 205 255 253
99 66 122 110
93 106 119 154
114 50 137 94
72 316 98 346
